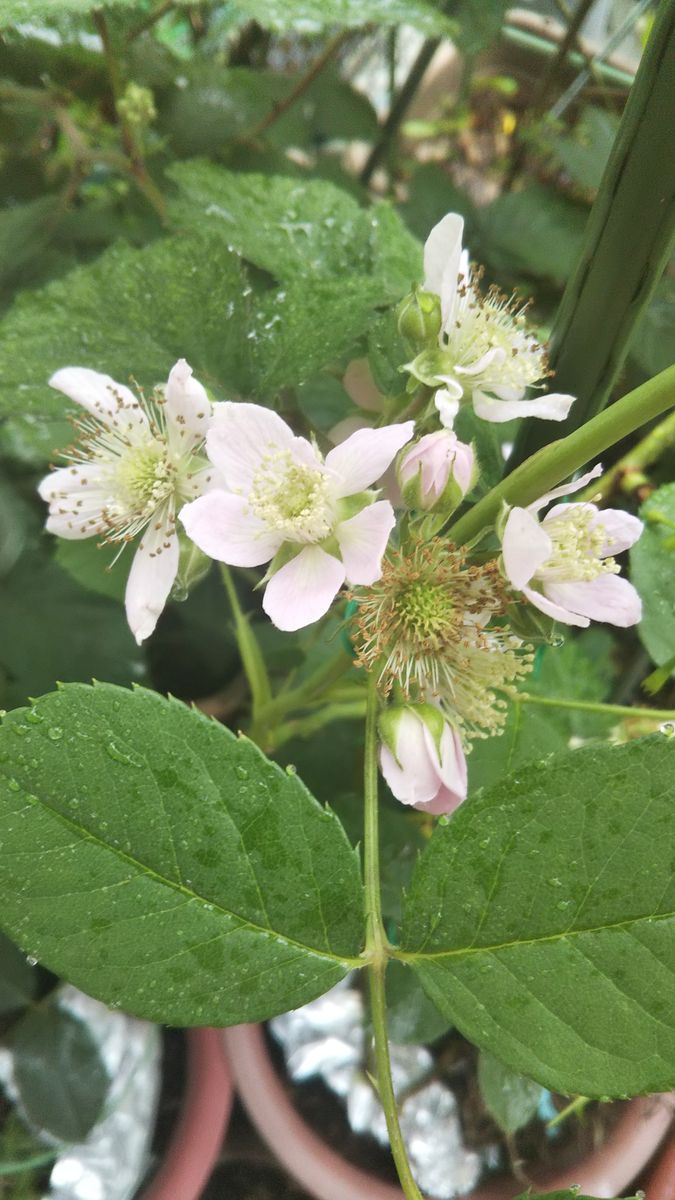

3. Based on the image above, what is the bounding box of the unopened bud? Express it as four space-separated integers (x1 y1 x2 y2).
398 430 476 514
117 83 157 129
397 288 442 345
379 703 467 815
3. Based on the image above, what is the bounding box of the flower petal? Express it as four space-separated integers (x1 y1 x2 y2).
592 508 643 556
429 722 467 802
125 517 179 644
502 507 553 590
205 401 302 491
523 584 590 627
39 464 110 539
165 359 211 449
324 422 414 498
379 712 440 807
262 546 345 631
179 490 283 567
546 575 642 628
473 390 575 423
336 500 395 585
49 367 147 432
423 213 464 327
529 463 603 512
434 388 461 428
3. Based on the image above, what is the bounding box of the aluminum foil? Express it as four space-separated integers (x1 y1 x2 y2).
0 985 161 1200
271 979 494 1198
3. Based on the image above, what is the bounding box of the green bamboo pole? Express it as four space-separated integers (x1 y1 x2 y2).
509 0 675 469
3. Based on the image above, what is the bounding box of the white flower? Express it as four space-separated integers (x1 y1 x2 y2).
38 359 214 644
413 213 575 423
501 464 644 627
379 704 467 815
180 402 414 632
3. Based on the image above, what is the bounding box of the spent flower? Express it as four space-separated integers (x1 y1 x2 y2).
38 359 214 644
351 539 533 738
379 703 467 815
501 464 643 628
180 402 413 631
407 213 575 423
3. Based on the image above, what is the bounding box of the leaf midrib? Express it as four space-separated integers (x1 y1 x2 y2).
2 780 366 968
397 910 674 963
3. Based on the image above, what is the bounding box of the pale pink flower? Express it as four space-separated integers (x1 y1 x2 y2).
398 429 475 512
379 704 467 815
501 464 643 627
38 359 214 644
411 213 575 423
180 402 413 631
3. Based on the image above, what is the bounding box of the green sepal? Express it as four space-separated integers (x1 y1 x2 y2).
397 287 442 345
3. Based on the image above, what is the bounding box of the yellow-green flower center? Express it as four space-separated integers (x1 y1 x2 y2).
249 452 332 542
542 509 616 582
116 442 176 514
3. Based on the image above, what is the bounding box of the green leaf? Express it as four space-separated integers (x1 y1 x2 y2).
401 736 675 1097
0 931 38 1018
0 683 364 1025
400 164 478 246
477 1049 542 1133
514 1194 640 1200
452 0 509 53
468 636 615 796
477 184 588 287
162 66 378 156
229 0 455 35
543 107 619 195
169 161 421 299
0 229 253 461
0 0 192 23
250 276 383 393
630 268 675 378
9 1004 109 1142
385 960 451 1044
0 551 145 709
56 539 128 604
631 482 675 667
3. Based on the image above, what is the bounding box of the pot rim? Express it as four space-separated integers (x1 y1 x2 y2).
223 1022 674 1200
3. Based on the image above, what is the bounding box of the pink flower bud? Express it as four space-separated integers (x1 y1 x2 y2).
379 704 467 816
398 430 475 514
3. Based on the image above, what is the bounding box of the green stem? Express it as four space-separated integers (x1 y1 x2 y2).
509 0 675 467
241 31 351 143
219 566 272 720
519 694 675 723
258 648 352 725
274 700 367 747
577 407 675 502
92 10 167 224
448 365 675 545
363 674 424 1200
360 37 441 186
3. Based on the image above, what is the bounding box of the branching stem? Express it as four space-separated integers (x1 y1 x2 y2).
519 694 675 723
220 566 272 723
449 366 675 545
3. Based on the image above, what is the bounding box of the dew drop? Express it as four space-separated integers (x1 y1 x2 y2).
47 726 64 741
235 765 248 781
25 708 44 725
7 778 20 792
69 798 80 809
285 764 297 776
547 877 563 888
105 741 138 766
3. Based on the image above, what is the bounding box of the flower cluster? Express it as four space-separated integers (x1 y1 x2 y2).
37 210 645 820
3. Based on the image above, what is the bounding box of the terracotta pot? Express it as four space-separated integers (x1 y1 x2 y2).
223 1024 674 1200
142 1027 233 1200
